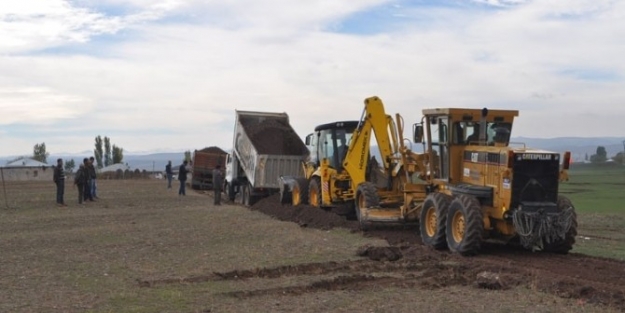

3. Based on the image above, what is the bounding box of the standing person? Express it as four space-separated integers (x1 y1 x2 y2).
165 161 173 189
74 164 87 204
212 164 224 205
53 158 67 206
82 158 94 202
89 156 98 199
178 160 188 196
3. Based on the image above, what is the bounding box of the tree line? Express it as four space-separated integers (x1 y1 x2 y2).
588 146 624 164
6 137 125 173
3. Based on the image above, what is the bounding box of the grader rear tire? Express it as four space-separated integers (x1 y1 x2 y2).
446 195 483 256
355 182 379 231
420 193 453 250
543 196 578 254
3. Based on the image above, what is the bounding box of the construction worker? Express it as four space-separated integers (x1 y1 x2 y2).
212 164 224 205
53 158 67 206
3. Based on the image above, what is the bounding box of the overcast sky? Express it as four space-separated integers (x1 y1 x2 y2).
1 0 624 157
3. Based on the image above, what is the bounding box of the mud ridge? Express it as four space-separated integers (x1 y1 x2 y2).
222 275 401 298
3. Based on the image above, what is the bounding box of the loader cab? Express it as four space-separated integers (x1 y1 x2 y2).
308 121 360 170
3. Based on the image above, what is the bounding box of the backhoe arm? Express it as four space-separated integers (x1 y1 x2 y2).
342 96 398 188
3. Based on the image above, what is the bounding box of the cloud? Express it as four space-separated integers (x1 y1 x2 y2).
0 87 90 124
0 0 624 156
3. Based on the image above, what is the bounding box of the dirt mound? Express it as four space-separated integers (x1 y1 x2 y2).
356 244 403 261
198 146 227 154
242 118 306 156
250 194 358 230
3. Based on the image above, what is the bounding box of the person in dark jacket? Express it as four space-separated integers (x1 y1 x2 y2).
212 164 224 205
89 156 98 199
82 158 94 202
165 161 173 189
74 164 87 204
178 160 188 196
53 158 67 206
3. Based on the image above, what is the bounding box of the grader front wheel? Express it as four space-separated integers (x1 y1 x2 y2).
446 195 483 256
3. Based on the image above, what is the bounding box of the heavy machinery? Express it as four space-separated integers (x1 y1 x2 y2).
280 96 577 256
191 147 228 190
225 110 309 206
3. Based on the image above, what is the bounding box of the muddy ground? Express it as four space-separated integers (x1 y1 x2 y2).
244 194 625 310
1 180 624 312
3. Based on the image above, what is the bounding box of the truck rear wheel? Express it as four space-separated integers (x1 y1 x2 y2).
308 177 322 207
242 183 251 206
355 182 379 231
543 196 578 254
420 193 452 250
446 195 483 256
225 182 236 202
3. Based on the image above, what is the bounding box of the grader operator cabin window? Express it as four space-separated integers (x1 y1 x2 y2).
453 121 512 145
429 116 450 180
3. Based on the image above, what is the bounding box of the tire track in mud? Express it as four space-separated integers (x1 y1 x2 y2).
470 252 625 308
138 252 475 297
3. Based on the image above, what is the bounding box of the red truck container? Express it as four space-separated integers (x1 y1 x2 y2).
191 146 228 190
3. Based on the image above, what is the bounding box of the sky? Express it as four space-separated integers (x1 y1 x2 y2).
1 0 624 157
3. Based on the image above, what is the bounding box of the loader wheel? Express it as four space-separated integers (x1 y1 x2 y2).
292 178 309 206
308 177 322 207
355 182 379 231
420 193 452 250
446 195 483 256
543 196 578 254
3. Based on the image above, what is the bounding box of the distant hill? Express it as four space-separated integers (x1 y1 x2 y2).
1 137 623 171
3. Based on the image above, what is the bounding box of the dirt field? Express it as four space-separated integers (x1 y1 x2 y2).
0 179 624 313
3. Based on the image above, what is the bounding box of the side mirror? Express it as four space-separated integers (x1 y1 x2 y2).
413 123 424 143
305 133 313 146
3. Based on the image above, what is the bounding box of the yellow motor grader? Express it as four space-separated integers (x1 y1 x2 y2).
279 96 577 256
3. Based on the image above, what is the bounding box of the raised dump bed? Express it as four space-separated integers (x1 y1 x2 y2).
225 110 309 206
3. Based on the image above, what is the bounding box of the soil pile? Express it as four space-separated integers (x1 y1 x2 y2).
198 146 227 154
250 194 358 231
241 118 306 156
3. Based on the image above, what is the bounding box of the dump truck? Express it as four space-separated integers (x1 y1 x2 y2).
191 146 228 190
280 96 577 256
225 110 309 206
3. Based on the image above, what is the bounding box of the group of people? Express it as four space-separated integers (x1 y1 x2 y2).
54 157 223 206
53 157 98 206
165 160 224 205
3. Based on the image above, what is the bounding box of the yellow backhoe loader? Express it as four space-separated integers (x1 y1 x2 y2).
280 96 577 256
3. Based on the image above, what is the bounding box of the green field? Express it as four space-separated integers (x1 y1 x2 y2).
560 163 625 259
